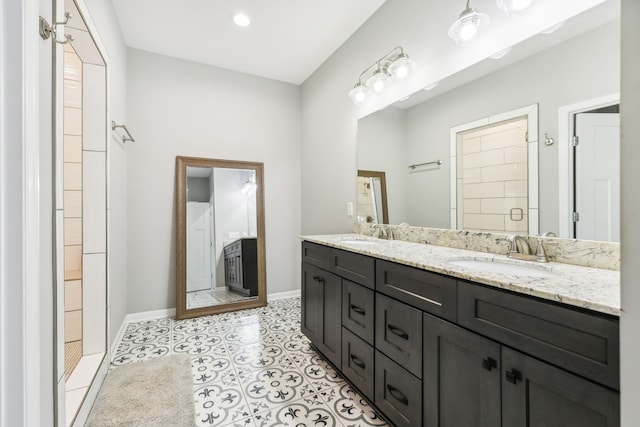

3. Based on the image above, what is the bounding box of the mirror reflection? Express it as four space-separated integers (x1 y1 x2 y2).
176 157 266 320
357 1 620 241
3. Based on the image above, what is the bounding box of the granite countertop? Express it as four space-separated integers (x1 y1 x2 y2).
302 234 621 316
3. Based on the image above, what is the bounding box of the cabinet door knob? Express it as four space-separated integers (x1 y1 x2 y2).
505 368 522 384
350 304 366 316
482 357 497 371
387 324 409 340
312 275 325 284
386 384 409 406
350 353 366 369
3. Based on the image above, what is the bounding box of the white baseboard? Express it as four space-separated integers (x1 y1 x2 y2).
268 289 301 300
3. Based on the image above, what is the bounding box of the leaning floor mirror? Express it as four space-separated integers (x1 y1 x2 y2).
175 156 267 320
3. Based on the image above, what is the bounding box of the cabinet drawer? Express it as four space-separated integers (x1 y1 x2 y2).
302 241 332 270
375 351 422 427
376 260 457 321
342 327 374 401
375 294 422 378
332 248 375 289
458 281 620 390
342 280 374 345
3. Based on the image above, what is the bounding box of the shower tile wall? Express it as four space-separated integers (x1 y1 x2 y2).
461 118 528 233
64 44 83 378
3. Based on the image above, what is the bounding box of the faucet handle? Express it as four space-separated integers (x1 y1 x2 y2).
535 240 548 263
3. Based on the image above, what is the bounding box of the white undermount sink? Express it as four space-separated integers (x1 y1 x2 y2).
447 258 557 278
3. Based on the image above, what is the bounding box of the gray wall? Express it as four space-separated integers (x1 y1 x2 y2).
620 0 640 424
359 21 618 232
126 49 301 313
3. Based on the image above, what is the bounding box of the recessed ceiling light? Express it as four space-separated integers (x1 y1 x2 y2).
232 13 251 28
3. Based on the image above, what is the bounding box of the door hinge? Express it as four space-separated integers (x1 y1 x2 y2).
525 131 528 141
572 212 580 222
572 136 579 146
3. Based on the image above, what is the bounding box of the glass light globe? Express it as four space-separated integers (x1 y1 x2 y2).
448 7 489 46
388 54 414 80
366 69 389 93
348 83 369 105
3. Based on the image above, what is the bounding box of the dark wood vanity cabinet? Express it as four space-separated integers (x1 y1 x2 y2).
223 238 258 296
301 240 620 427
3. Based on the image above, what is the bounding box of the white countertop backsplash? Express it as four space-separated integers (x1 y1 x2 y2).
302 233 620 316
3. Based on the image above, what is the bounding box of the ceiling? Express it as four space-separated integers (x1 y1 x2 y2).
111 0 386 85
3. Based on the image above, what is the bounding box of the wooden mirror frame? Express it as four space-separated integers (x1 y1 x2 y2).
175 156 267 320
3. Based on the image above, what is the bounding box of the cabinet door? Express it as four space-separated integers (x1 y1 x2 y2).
301 262 321 342
301 262 342 368
316 269 342 368
502 348 620 427
423 314 501 427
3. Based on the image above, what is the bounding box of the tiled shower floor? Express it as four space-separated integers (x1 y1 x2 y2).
112 297 388 427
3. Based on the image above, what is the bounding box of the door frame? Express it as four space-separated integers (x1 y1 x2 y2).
0 0 42 425
557 93 620 238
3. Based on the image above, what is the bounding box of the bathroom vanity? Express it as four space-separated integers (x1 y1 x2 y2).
301 235 620 427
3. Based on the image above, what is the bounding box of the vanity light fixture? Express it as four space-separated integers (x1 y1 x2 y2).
242 172 257 195
348 46 415 105
448 0 490 46
496 0 536 16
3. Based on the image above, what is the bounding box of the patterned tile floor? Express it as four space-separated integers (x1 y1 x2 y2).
112 297 388 427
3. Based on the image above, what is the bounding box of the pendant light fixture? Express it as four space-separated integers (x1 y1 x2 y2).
448 0 490 46
348 47 415 105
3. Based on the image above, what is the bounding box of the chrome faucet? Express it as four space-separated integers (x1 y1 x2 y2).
507 234 548 263
371 224 393 240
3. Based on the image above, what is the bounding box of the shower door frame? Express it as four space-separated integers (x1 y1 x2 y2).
52 0 112 425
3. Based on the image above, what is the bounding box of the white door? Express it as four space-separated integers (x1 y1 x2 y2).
575 113 620 242
187 202 213 292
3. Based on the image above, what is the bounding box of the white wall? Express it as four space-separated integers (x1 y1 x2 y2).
126 49 301 313
620 0 640 424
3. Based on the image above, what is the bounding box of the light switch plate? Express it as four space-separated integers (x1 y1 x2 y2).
347 202 354 217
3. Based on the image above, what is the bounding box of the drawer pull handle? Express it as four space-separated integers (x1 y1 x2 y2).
350 354 366 369
505 368 522 384
350 304 366 316
482 357 497 371
387 384 409 406
312 275 325 284
388 324 409 340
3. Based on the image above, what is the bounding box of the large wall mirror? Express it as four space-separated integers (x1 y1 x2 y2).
357 0 620 242
176 156 267 320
